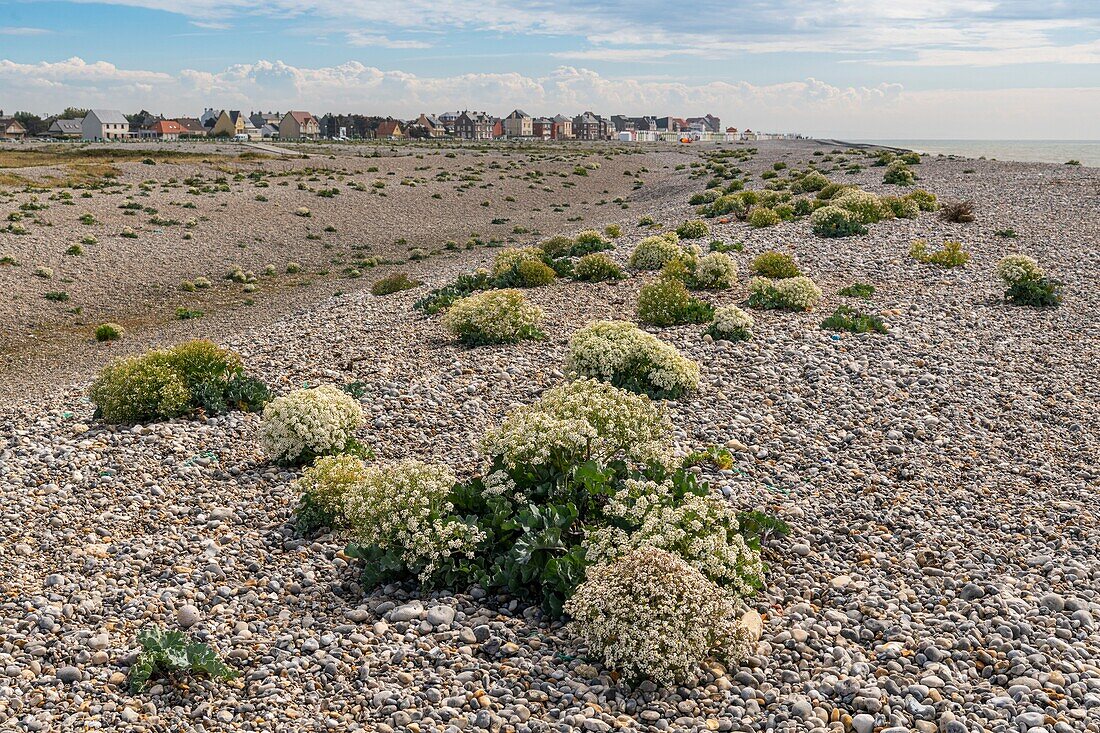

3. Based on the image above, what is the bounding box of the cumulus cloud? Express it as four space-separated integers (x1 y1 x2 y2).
4 56 1097 137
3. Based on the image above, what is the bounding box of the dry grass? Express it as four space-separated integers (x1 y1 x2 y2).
0 146 268 169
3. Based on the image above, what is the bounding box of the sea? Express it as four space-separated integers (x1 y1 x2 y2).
855 140 1100 167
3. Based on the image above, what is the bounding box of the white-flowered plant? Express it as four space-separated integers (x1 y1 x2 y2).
707 305 754 341
481 378 674 472
995 254 1044 285
567 320 700 398
830 188 890 223
582 478 763 595
692 252 738 289
441 289 543 345
629 232 682 270
259 385 364 464
565 547 751 685
341 460 483 583
747 275 823 311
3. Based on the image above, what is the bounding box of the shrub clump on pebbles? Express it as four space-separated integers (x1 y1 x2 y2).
747 276 823 311
95 323 124 342
567 320 700 399
996 255 1063 307
750 251 800 279
636 277 713 326
748 207 781 228
565 547 752 686
342 460 484 586
629 233 682 270
883 160 916 186
370 272 421 296
910 239 971 268
706 306 754 341
810 205 867 238
675 220 709 240
573 253 624 282
442 289 544 345
689 252 738 289
820 305 888 334
90 340 269 424
491 246 558 287
260 385 365 465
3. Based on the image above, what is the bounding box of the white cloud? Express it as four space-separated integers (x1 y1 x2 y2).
345 32 432 49
3 56 1096 137
0 26 51 35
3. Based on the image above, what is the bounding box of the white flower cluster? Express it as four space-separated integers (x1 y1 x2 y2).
481 378 674 472
748 275 823 311
810 205 856 228
565 547 750 686
996 254 1044 285
492 246 545 278
442 289 543 344
567 320 699 398
692 252 738 289
582 478 764 596
831 188 889 223
629 233 683 270
709 305 754 341
342 460 484 582
259 385 364 463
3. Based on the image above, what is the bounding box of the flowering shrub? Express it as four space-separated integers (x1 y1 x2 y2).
706 305 754 341
573 253 624 281
492 246 546 279
691 252 738 289
565 547 750 685
259 385 364 465
629 233 682 270
294 454 371 529
515 259 557 287
996 254 1043 284
792 170 829 193
750 251 800 279
567 320 700 399
810 205 867 238
572 229 613 255
343 460 484 586
882 195 920 219
905 189 938 211
832 188 890 223
481 378 674 472
910 239 970 267
90 340 268 423
996 255 1062 307
636 278 714 326
675 220 709 240
747 276 823 311
442 289 544 345
698 194 746 219
883 160 916 185
748 207 780 228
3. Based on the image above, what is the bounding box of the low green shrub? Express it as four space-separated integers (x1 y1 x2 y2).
442 289 544 345
905 189 938 211
747 276 822 311
636 278 713 326
371 272 421 295
90 340 269 423
883 161 916 185
996 255 1062 307
909 239 970 267
573 253 624 282
414 271 492 314
540 235 574 258
750 251 800 279
748 207 780 228
838 282 875 299
810 205 866 238
515 259 557 287
95 323 124 342
128 627 237 694
676 219 709 239
567 320 699 399
820 305 887 334
882 195 920 219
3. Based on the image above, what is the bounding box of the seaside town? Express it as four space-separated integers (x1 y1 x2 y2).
0 107 799 142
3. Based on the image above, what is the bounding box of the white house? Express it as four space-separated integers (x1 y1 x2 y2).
81 110 130 141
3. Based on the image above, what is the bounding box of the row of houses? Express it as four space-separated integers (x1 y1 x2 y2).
1 107 783 143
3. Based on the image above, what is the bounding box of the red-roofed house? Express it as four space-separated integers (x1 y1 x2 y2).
150 120 182 140
279 110 320 140
376 119 404 139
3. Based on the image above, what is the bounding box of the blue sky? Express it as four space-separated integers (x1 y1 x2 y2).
2 0 1098 137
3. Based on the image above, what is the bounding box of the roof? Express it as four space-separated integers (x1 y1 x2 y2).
175 118 206 132
552 114 571 123
88 109 128 125
377 120 402 135
507 109 531 119
0 117 26 132
152 120 182 133
50 119 83 133
285 110 316 125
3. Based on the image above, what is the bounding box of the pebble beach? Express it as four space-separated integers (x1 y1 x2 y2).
1 139 1099 733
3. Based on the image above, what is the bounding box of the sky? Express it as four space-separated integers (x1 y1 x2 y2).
0 0 1098 139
